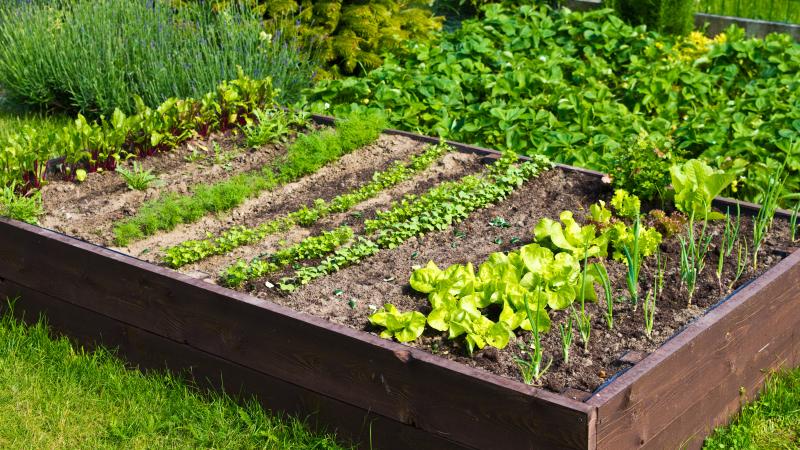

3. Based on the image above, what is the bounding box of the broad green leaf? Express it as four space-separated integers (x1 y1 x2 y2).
409 261 442 293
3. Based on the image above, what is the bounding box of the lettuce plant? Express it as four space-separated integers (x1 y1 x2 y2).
407 242 581 354
610 189 641 220
533 211 609 260
369 304 426 343
670 159 737 220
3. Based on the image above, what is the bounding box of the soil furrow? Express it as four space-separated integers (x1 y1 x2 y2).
40 131 288 245
181 151 485 277
125 134 427 260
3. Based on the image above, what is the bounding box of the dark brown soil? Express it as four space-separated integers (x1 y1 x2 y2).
246 168 796 394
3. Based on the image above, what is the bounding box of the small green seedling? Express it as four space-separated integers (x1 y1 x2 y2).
643 289 656 338
514 290 552 385
489 216 510 228
0 183 42 224
117 161 158 191
590 262 614 330
559 316 574 365
752 162 786 268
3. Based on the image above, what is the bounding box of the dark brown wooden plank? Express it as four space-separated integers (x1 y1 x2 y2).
587 249 800 449
0 218 594 450
0 278 471 450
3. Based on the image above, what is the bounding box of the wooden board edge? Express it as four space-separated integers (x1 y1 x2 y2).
0 217 591 415
0 278 475 450
0 217 594 449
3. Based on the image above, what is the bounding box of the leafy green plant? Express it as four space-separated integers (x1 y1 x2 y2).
280 154 553 293
309 4 800 208
514 290 552 385
115 111 385 246
117 162 158 191
648 209 686 238
395 240 581 355
243 108 308 148
608 129 679 201
610 189 641 220
489 216 510 228
219 227 354 287
0 184 42 224
670 159 737 220
368 304 426 343
534 211 609 260
3 71 277 191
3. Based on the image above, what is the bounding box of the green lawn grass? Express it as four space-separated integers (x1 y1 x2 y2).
704 368 800 448
0 306 346 449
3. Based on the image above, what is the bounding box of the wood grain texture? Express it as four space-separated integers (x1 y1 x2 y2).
0 218 593 450
0 278 468 450
587 249 800 449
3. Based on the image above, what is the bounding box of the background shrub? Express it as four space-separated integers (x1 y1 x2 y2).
0 0 317 117
178 0 443 76
607 0 694 35
307 4 800 205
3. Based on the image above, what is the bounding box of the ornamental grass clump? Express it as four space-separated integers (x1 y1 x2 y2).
0 0 317 116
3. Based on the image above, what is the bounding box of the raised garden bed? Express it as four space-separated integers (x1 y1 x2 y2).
0 117 798 449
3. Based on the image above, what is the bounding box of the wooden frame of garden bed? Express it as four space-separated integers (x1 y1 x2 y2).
0 123 798 449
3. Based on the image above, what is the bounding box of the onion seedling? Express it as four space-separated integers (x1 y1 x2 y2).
752 163 786 269
559 316 574 365
514 289 552 385
644 250 665 337
678 212 712 305
590 262 614 330
622 215 643 308
716 207 739 292
791 201 799 243
729 239 749 291
572 243 592 351
643 289 656 338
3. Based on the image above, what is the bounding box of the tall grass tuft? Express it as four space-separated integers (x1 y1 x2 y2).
0 0 317 117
